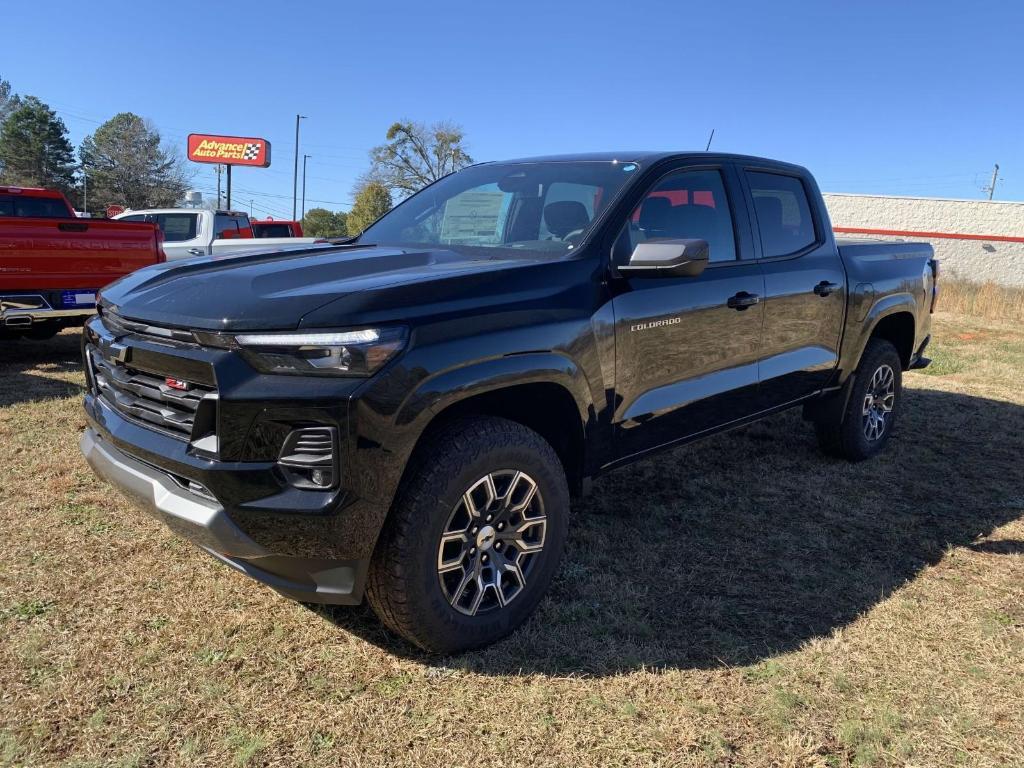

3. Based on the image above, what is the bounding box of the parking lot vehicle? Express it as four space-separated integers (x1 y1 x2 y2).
1 186 164 340
113 208 319 260
81 153 937 653
252 219 304 238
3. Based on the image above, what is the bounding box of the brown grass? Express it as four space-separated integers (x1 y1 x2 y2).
938 278 1024 322
1 313 1023 767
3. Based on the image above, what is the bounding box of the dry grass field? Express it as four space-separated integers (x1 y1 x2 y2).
1 306 1022 767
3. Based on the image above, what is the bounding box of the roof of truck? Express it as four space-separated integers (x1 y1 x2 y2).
488 152 807 170
0 185 67 198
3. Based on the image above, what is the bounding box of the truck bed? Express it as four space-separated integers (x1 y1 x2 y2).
836 238 934 264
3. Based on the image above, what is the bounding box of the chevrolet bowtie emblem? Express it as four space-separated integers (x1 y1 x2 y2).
107 342 130 364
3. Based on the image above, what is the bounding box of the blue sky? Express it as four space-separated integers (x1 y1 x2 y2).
4 1 1022 215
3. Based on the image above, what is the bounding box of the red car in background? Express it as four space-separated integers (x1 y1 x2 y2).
0 186 165 341
251 218 304 238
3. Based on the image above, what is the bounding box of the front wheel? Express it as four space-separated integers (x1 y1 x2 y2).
366 417 569 653
814 338 903 461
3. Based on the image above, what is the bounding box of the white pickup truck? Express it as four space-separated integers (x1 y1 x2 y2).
113 209 321 261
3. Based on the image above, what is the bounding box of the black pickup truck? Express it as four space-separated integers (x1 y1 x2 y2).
81 153 937 653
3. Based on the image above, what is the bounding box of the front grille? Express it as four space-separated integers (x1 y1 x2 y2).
88 344 217 441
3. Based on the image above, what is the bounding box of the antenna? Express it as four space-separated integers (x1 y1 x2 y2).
705 129 715 151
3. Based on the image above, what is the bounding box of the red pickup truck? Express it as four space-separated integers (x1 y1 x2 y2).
251 219 304 238
1 186 165 340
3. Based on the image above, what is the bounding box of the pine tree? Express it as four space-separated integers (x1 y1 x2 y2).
0 97 76 193
79 112 189 212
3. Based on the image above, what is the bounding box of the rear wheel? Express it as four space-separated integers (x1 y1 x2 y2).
815 338 902 461
366 417 569 653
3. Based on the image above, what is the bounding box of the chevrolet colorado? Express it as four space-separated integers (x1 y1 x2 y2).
81 153 937 653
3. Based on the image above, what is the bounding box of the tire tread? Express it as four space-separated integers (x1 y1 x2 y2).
366 416 566 652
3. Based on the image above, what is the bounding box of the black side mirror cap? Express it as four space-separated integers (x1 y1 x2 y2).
617 238 709 278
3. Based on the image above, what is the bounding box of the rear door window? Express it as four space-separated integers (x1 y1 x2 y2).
155 214 198 241
745 171 817 257
118 213 198 241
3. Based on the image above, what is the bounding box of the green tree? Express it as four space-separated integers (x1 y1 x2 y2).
79 112 189 212
0 97 76 192
346 181 392 235
302 207 348 237
366 120 472 198
0 75 20 125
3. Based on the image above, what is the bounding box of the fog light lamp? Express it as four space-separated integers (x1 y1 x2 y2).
277 427 338 490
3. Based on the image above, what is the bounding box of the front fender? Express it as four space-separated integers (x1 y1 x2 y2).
399 351 594 430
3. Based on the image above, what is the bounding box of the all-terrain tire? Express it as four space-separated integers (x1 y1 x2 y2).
815 338 903 462
366 416 570 654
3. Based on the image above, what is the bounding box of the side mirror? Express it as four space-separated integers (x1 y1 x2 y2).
618 239 709 278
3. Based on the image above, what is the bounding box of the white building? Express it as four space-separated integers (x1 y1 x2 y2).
823 193 1024 288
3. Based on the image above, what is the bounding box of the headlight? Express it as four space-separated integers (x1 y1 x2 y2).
235 327 407 376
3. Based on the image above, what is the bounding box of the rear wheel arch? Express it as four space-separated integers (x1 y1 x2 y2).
866 310 916 369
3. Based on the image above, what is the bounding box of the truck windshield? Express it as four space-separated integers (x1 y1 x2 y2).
358 160 639 254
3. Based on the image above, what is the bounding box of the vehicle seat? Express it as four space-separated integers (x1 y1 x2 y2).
637 197 675 239
543 201 590 240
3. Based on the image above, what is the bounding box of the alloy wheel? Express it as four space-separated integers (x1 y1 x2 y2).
436 470 547 616
862 364 896 441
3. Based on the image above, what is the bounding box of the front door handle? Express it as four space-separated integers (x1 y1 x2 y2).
727 292 761 310
187 248 205 255
814 280 840 297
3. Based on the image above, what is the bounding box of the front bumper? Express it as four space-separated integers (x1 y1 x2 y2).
81 426 368 604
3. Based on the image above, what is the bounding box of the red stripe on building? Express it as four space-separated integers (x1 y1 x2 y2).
833 226 1024 244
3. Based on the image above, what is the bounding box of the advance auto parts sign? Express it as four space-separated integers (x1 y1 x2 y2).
187 134 271 167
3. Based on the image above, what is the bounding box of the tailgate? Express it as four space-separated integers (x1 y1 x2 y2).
0 217 162 292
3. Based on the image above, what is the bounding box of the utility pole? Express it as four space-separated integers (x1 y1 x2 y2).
984 163 1000 200
249 199 254 217
81 165 87 215
215 164 223 209
292 114 307 219
301 154 312 221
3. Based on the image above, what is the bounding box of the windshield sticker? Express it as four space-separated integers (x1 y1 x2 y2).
441 191 506 243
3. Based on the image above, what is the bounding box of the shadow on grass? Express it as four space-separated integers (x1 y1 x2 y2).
0 331 84 407
314 387 1024 675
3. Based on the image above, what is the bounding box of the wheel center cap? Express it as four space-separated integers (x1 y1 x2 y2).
476 525 497 551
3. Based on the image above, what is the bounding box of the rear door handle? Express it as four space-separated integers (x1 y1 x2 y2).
727 292 761 310
187 248 205 255
814 281 840 297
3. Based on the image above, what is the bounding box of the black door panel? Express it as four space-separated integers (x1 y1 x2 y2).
743 170 846 409
613 264 764 458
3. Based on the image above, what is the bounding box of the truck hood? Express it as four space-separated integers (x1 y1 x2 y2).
100 243 574 331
